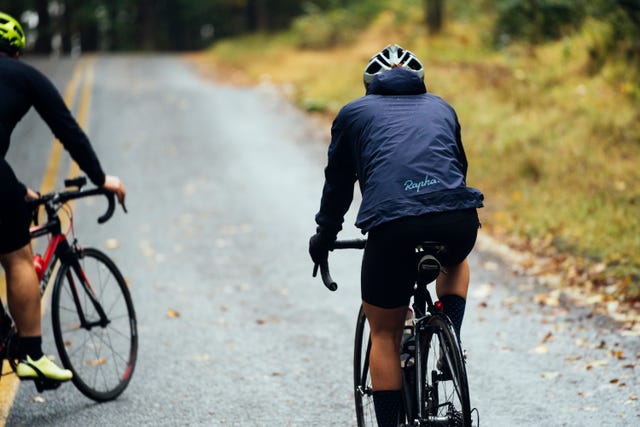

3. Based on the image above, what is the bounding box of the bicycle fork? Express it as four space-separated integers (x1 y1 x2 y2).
58 241 110 329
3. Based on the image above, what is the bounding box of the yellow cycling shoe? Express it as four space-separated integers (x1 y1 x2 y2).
16 355 73 382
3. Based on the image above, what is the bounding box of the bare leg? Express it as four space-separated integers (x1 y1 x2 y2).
362 302 407 390
0 244 41 337
436 258 470 299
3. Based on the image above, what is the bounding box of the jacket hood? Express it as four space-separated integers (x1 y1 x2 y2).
366 68 427 96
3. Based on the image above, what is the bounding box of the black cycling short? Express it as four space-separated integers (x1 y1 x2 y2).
0 160 31 254
361 209 480 309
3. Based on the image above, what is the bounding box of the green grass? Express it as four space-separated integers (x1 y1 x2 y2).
201 9 640 301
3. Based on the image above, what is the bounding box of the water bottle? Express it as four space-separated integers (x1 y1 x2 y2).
401 307 415 368
33 254 45 281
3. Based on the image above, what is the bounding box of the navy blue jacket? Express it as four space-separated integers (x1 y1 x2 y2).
315 68 484 235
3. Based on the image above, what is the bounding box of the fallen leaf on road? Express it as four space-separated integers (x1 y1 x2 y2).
139 240 155 257
610 349 625 359
534 292 559 307
31 396 45 403
541 372 559 379
86 358 107 366
256 317 283 325
105 238 119 249
541 331 553 343
473 283 494 298
167 308 180 318
192 354 210 362
533 345 548 354
501 296 518 307
586 360 608 370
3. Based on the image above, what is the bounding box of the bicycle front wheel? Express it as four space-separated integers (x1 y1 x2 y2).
420 313 471 426
51 247 137 402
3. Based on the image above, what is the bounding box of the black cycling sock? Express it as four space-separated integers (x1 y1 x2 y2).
372 389 401 427
18 336 44 360
439 294 466 338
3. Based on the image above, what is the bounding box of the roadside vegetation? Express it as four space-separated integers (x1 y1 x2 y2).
196 0 640 304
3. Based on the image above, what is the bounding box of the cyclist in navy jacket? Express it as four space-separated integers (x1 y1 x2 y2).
0 11 126 385
309 45 483 426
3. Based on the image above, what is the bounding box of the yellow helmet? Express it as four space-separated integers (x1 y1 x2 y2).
0 12 26 54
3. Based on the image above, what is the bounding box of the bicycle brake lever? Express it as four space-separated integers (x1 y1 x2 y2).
312 263 319 277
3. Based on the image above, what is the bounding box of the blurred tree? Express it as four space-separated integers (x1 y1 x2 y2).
32 0 51 53
0 0 26 17
246 0 267 32
426 0 444 34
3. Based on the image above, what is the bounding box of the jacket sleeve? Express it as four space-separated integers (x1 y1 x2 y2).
27 66 106 187
314 114 357 236
454 115 468 180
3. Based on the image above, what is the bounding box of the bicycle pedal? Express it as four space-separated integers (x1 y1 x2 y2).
33 378 63 392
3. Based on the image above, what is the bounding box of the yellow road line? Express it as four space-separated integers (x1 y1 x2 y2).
0 56 94 426
68 56 96 179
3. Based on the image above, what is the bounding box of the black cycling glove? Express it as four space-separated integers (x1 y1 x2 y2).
308 228 337 265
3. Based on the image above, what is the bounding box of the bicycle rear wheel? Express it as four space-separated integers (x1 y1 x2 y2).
354 305 376 426
420 313 471 426
51 247 137 402
354 305 410 426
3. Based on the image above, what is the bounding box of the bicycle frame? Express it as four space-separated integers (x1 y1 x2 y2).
403 273 440 424
30 208 109 330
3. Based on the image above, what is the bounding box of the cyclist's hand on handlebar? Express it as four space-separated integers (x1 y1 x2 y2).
102 175 127 208
24 188 40 201
308 229 336 265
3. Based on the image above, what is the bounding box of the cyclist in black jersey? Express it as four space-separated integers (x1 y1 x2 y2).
309 45 483 426
0 11 126 385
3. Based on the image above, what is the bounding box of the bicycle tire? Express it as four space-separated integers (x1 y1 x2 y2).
51 247 137 402
354 306 376 426
420 313 471 426
354 306 410 426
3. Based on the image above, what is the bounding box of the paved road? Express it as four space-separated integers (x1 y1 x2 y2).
2 54 638 426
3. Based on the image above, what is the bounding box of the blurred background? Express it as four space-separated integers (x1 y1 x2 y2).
1 0 638 301
0 0 363 53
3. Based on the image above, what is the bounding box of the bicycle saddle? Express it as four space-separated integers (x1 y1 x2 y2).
415 241 448 284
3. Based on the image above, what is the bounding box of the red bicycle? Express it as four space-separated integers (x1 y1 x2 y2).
0 176 137 402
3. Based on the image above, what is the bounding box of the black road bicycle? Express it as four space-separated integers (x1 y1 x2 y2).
0 176 137 402
315 239 477 426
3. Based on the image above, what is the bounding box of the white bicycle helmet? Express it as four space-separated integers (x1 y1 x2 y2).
363 44 424 85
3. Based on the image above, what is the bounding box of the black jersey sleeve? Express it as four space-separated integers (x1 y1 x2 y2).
25 64 106 186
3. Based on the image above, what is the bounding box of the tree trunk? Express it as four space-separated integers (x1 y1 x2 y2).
137 0 156 50
33 0 51 53
426 0 444 35
246 0 268 32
